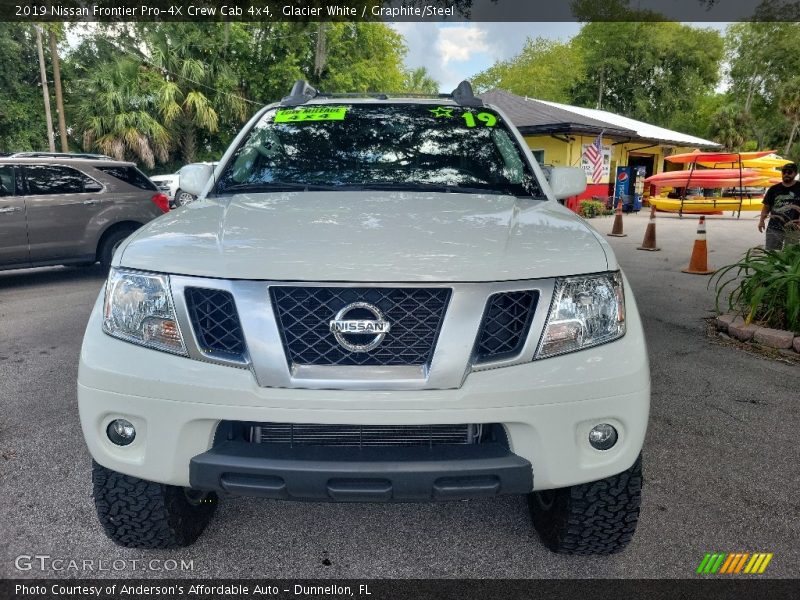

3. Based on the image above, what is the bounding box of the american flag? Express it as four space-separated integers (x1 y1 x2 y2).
583 134 604 184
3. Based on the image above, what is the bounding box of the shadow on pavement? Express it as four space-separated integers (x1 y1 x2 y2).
0 265 107 288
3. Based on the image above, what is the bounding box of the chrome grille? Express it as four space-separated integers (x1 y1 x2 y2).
184 287 247 358
249 423 481 447
474 290 537 362
270 287 451 366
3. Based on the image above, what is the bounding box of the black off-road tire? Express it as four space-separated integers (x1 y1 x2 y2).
92 461 217 548
529 454 643 555
98 227 138 269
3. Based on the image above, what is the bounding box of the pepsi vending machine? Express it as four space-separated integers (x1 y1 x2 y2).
614 166 645 212
614 167 631 211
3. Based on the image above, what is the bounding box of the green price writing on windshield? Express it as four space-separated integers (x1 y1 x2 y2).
462 112 497 128
275 106 347 123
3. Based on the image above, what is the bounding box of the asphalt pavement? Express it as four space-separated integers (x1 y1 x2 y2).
0 209 798 579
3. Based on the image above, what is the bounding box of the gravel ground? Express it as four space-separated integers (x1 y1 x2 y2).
0 209 797 579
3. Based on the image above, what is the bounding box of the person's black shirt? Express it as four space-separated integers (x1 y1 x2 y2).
763 181 800 231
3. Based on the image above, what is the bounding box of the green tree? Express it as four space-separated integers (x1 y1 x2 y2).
0 24 48 151
135 23 249 163
778 77 800 155
726 22 800 111
315 23 407 93
471 37 584 102
234 22 408 96
570 22 723 127
65 21 410 168
403 67 439 94
74 58 170 167
707 104 751 151
234 23 314 105
725 22 800 151
667 92 726 140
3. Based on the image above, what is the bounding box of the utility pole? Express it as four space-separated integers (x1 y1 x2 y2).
49 28 68 152
34 26 55 152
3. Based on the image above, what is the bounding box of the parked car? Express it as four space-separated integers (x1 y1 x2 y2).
149 171 180 204
151 162 220 209
0 156 169 271
79 81 649 554
9 151 114 160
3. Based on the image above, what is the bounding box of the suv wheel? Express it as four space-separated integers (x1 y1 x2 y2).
98 227 137 269
173 189 195 207
92 461 217 548
529 454 642 555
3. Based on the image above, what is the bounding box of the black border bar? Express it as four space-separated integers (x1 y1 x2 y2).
3 0 800 22
3 579 800 600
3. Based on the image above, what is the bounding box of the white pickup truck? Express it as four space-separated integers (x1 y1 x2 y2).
78 81 649 554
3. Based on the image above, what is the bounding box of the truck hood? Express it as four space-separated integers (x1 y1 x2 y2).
118 191 611 282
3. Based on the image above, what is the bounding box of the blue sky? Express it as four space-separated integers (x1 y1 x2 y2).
393 22 731 93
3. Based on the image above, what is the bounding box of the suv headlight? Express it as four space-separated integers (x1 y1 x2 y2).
535 272 625 359
102 268 187 355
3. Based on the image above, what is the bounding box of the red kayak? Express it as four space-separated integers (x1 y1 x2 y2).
645 169 765 187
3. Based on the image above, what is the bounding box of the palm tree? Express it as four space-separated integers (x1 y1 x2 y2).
142 24 248 163
403 67 439 95
75 58 169 168
708 105 750 151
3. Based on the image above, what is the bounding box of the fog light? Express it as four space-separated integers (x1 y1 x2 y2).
589 424 618 450
107 419 136 446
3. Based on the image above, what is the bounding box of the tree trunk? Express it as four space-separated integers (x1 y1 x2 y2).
744 68 758 114
786 118 799 155
35 26 55 152
49 29 68 152
181 122 196 164
313 23 328 81
597 68 604 110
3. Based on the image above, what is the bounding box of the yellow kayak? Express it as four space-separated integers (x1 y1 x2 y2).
742 157 789 170
649 196 764 214
698 153 791 171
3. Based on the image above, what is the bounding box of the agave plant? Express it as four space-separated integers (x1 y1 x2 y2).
711 243 800 333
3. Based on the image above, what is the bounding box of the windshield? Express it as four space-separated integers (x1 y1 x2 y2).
215 104 542 197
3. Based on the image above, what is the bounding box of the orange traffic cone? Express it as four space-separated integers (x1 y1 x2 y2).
637 205 660 251
681 216 715 274
608 198 627 237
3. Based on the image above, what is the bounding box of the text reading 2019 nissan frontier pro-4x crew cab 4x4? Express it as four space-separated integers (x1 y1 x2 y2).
78 81 649 554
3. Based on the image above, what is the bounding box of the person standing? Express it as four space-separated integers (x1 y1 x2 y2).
758 162 800 250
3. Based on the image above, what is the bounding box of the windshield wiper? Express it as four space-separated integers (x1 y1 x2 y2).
349 182 513 195
219 181 527 197
347 182 450 193
219 182 340 193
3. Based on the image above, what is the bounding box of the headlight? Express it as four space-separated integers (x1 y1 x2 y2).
102 268 187 355
535 271 625 359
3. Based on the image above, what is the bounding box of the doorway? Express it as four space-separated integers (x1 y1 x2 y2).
627 154 655 178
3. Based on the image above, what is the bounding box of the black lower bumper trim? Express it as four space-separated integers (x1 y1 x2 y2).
190 441 532 502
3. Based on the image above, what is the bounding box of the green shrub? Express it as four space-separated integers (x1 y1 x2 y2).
711 244 800 333
579 200 607 218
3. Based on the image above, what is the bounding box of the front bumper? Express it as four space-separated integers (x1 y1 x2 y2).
190 441 532 502
78 283 650 493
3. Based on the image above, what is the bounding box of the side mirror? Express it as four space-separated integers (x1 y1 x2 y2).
179 163 214 197
548 167 587 200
